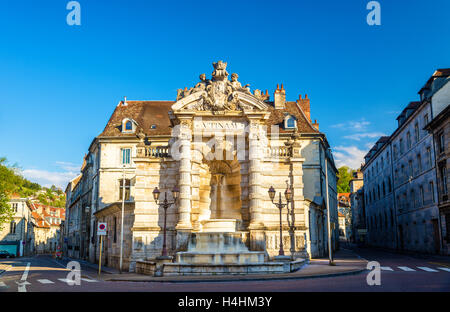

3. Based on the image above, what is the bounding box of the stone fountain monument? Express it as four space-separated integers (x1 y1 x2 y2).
134 61 309 276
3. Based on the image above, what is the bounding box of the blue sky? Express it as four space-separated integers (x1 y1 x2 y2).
0 0 449 188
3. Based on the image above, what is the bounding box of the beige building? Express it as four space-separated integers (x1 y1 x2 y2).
28 202 65 254
349 170 366 244
0 194 34 256
66 61 339 272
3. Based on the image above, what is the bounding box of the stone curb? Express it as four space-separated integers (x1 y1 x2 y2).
104 265 368 283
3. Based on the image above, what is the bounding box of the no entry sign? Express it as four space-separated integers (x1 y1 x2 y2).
97 222 107 235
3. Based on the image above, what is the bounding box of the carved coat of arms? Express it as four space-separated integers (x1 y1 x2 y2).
176 61 254 113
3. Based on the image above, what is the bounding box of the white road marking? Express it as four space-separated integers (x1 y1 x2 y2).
0 281 7 287
58 278 70 283
437 267 450 272
37 279 54 284
20 262 31 281
398 266 416 271
17 262 31 292
417 267 438 272
81 278 98 282
381 266 393 271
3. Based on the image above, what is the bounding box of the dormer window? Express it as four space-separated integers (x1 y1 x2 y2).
125 121 132 131
122 118 136 133
284 115 297 129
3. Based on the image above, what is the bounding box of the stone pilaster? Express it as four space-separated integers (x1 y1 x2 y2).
176 120 193 230
248 120 264 230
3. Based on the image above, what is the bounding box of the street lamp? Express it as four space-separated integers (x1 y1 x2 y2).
152 186 179 257
268 185 292 256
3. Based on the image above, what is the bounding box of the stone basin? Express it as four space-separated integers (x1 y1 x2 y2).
175 232 266 265
200 219 241 232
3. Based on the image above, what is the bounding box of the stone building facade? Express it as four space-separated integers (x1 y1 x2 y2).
362 68 449 254
28 202 65 254
337 193 351 241
66 61 339 271
424 69 450 255
349 171 366 244
0 195 34 256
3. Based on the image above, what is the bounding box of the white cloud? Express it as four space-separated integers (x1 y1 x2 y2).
21 161 80 189
343 132 386 141
21 169 78 189
55 161 80 172
331 120 371 131
333 145 369 169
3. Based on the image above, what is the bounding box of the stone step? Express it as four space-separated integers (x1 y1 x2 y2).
176 251 266 265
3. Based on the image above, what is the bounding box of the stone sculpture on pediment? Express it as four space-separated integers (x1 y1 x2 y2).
174 61 268 113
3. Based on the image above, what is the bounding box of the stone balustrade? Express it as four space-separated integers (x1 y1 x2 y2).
265 146 292 158
137 146 171 158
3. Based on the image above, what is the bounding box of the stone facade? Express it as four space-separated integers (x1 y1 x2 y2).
349 171 366 244
0 196 34 256
362 68 449 254
65 61 338 272
424 69 450 255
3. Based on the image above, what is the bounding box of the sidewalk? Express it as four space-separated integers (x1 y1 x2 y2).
100 248 368 283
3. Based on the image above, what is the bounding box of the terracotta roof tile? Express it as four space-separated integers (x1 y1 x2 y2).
99 101 175 137
99 99 318 138
264 101 319 134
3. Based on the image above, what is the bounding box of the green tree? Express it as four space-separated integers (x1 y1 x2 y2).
0 158 16 229
337 166 356 193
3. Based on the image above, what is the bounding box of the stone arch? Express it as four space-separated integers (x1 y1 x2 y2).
197 153 242 223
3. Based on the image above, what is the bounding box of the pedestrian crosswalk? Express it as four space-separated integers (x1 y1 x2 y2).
377 265 450 273
0 277 100 291
438 267 450 272
417 267 438 272
398 266 416 271
1 277 98 287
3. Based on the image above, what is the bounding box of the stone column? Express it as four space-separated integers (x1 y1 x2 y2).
176 120 193 230
288 133 306 253
248 120 264 230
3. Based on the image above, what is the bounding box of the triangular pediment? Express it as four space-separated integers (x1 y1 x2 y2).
172 90 268 113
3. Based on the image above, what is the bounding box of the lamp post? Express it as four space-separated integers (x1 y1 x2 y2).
152 186 179 257
268 185 292 256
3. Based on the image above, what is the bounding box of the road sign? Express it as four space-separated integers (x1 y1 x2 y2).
97 222 107 235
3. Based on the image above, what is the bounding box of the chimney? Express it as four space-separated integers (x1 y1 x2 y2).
274 84 286 109
296 94 311 122
313 119 319 130
123 96 128 106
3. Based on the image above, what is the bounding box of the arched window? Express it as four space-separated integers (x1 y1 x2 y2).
284 115 296 129
125 121 132 131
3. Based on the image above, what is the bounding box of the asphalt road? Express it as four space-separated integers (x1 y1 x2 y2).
1 248 449 292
